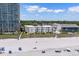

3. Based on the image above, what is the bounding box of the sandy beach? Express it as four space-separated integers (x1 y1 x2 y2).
0 37 79 56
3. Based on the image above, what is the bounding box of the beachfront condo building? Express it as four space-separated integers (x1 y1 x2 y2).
0 3 20 34
24 25 57 33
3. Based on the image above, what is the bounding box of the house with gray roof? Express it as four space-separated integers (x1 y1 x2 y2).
60 24 79 32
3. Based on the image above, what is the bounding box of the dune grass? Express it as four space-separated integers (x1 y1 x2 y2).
0 34 19 39
0 32 79 39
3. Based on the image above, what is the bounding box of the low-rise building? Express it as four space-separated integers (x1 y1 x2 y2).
35 25 42 33
24 24 79 33
42 25 52 33
24 25 36 33
24 25 55 33
61 24 79 32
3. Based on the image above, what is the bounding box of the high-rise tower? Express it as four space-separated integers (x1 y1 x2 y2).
0 3 20 34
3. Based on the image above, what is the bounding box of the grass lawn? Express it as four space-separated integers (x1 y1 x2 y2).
21 32 55 38
0 34 19 39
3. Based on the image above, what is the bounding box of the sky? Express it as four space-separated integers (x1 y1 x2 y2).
20 3 79 21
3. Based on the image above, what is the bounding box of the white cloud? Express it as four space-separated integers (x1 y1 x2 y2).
47 9 53 12
68 6 79 12
38 7 48 12
26 5 39 12
38 7 53 12
54 9 65 13
26 5 64 13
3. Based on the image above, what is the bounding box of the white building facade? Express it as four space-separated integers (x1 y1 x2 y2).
42 25 52 33
24 25 56 33
35 25 42 33
24 25 36 33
